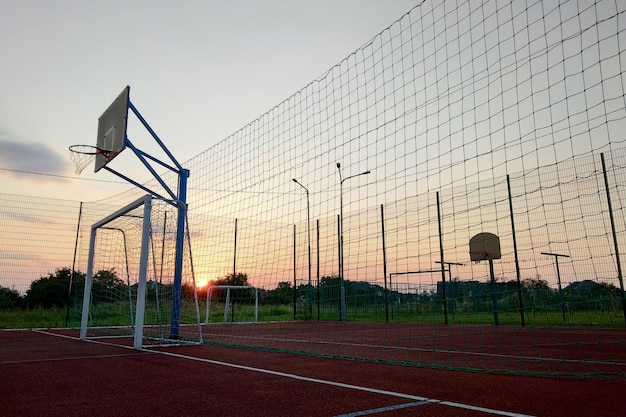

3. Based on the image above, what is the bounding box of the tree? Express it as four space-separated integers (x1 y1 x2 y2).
319 275 340 305
24 268 83 309
522 275 554 312
22 268 125 308
0 286 22 310
210 273 253 302
215 272 249 287
91 269 126 303
522 277 551 290
267 281 292 304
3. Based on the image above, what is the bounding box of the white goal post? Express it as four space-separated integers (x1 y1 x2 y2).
205 285 258 324
79 194 202 348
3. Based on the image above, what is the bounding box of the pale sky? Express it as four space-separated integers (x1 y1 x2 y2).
0 0 418 201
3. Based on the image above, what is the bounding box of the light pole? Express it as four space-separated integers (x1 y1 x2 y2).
336 163 370 321
293 178 312 319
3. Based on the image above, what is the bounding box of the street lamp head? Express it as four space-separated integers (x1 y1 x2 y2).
336 163 341 169
292 178 309 193
363 170 371 175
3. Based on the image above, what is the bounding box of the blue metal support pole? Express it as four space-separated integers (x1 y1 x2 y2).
125 138 177 201
170 168 189 338
95 89 192 339
128 101 184 172
102 166 170 203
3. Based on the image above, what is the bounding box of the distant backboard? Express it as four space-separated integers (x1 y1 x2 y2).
95 86 130 172
469 232 501 262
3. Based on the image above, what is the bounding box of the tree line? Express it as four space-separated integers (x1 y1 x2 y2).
0 267 125 310
1 268 393 311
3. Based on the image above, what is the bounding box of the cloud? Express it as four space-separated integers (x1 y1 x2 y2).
0 137 67 175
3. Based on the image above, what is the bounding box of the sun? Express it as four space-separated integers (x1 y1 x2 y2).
197 280 208 289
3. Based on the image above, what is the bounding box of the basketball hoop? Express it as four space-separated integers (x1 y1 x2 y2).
69 145 112 174
469 251 488 263
469 232 501 263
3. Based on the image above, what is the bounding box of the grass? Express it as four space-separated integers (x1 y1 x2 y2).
0 306 68 329
1 301 624 329
341 307 625 327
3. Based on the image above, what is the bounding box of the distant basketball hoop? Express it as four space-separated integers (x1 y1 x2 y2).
68 145 113 175
469 232 501 262
469 232 502 325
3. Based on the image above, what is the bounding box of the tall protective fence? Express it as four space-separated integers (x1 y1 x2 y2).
2 0 626 377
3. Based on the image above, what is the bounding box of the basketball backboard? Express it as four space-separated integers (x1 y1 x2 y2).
469 232 501 262
95 86 129 172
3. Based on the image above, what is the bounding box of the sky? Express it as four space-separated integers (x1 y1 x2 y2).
3 0 625 295
0 0 418 202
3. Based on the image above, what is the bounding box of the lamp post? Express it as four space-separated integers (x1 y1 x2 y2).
336 163 370 321
293 178 312 319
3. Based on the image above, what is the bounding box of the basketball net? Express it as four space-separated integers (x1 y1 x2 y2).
69 145 106 175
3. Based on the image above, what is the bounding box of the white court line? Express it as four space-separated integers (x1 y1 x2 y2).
1 352 149 365
202 332 626 367
33 330 536 417
0 330 151 365
333 400 430 416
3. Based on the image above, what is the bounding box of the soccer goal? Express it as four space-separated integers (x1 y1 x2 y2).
78 194 203 348
205 286 259 324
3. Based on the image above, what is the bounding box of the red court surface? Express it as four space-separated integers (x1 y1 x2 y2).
2 329 625 417
199 321 626 377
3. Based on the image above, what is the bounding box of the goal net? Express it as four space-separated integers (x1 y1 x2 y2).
78 195 202 348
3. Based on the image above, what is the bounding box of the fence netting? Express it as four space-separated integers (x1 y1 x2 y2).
2 0 626 378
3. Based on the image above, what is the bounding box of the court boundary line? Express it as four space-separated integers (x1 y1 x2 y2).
33 330 536 417
202 331 626 367
333 400 430 416
1 352 150 365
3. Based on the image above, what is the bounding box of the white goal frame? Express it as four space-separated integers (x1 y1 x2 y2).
79 194 203 349
79 195 153 349
205 285 258 324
